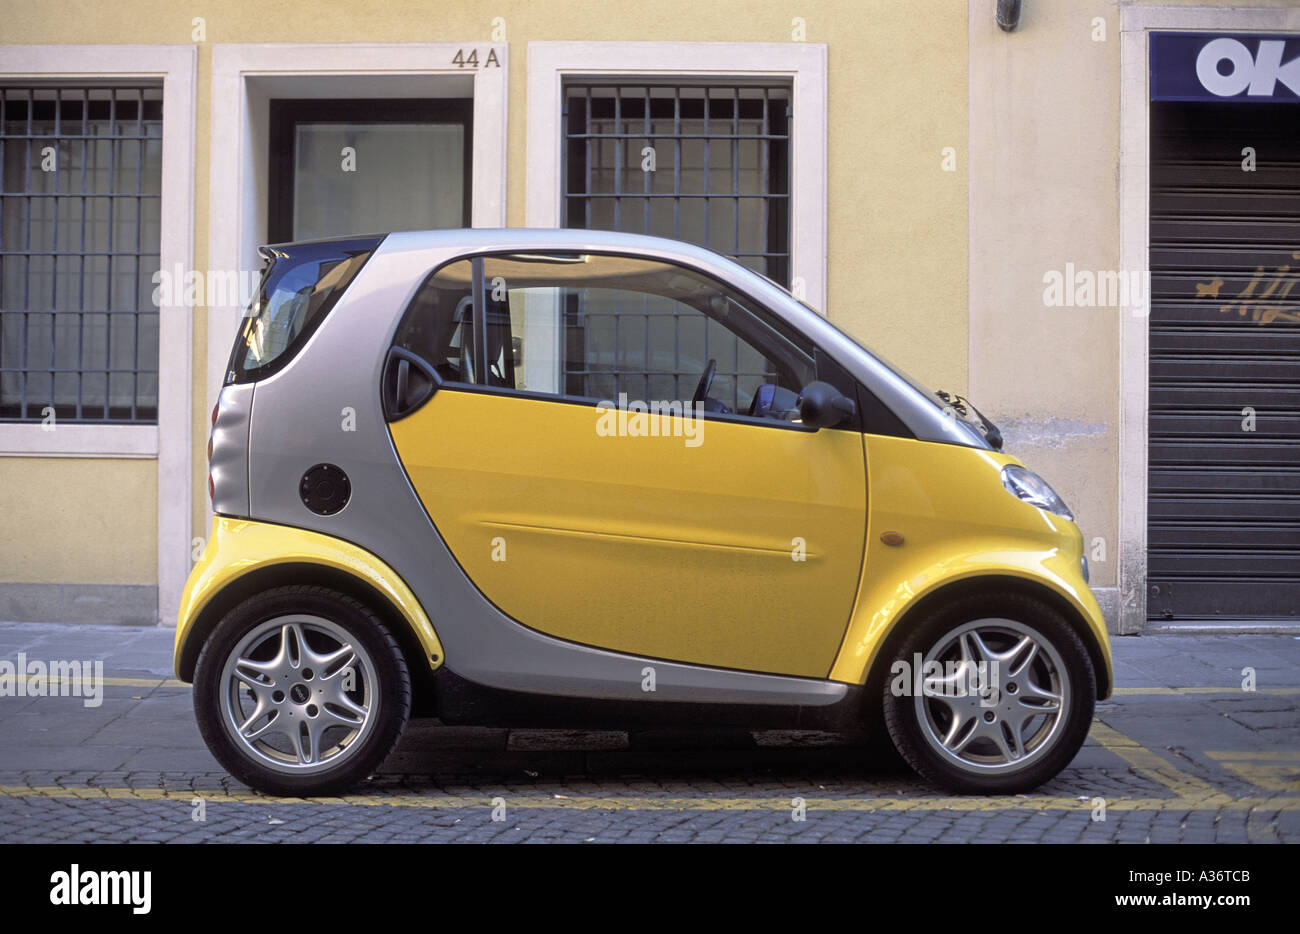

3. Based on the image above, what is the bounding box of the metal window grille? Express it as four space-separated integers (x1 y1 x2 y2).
0 85 163 423
559 289 777 414
561 82 791 409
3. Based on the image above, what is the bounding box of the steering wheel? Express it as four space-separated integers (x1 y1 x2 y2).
691 358 717 406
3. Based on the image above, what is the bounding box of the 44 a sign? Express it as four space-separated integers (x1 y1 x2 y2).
452 48 501 69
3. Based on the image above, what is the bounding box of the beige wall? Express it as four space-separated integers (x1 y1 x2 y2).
0 0 970 601
968 0 1122 591
967 0 1292 608
0 458 157 583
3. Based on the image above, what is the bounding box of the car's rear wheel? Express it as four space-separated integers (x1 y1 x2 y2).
881 592 1095 794
193 585 411 796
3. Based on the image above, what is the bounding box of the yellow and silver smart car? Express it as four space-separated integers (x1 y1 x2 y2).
176 229 1112 796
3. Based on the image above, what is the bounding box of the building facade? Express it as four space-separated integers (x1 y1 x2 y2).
0 1 1296 635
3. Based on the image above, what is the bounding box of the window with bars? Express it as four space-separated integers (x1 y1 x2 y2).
562 81 792 406
0 85 162 423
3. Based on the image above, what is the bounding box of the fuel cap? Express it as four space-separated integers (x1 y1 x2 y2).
300 463 351 516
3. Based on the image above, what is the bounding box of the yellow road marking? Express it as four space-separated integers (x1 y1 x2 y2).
11 675 188 690
1089 721 1226 802
13 679 1300 695
0 718 1293 813
109 676 188 689
5 681 1295 812
2 784 1298 812
1207 750 1300 762
1207 751 1300 793
11 673 1300 696
1112 687 1300 696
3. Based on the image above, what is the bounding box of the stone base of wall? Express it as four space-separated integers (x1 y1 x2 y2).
0 583 158 625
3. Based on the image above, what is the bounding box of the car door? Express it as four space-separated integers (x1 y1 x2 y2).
385 250 866 679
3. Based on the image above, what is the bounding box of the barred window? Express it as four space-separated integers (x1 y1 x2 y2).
0 85 163 423
562 81 792 405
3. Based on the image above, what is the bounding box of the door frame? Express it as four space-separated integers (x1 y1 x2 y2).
1118 5 1300 634
265 96 475 243
207 41 509 526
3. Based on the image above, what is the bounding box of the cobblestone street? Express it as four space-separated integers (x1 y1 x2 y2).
1 623 1297 843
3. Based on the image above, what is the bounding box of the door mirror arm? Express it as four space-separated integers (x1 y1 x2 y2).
796 380 856 430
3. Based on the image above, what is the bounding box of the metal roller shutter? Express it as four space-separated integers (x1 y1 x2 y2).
1148 101 1300 623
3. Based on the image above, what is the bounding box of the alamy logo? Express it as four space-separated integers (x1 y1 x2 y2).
151 264 261 310
49 865 151 914
889 653 1001 707
595 393 705 448
1042 264 1149 314
0 654 104 707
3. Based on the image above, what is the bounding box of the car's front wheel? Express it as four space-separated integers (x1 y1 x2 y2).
193 585 411 796
882 592 1096 794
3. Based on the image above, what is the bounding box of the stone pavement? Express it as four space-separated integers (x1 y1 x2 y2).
0 622 1296 843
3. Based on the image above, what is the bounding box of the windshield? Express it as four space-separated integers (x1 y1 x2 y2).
789 294 998 447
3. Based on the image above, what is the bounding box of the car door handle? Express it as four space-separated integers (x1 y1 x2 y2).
383 346 441 420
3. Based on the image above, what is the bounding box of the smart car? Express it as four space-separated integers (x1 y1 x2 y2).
176 228 1112 796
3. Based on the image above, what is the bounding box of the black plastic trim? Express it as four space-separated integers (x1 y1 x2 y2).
431 667 866 731
383 346 442 422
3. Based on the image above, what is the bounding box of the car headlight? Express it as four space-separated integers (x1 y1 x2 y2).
1001 465 1074 520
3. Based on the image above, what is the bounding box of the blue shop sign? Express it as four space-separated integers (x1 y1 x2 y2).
1152 32 1300 102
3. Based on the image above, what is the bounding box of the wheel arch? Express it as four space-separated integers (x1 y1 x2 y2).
176 562 440 714
860 575 1113 709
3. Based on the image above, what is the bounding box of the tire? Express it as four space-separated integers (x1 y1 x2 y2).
193 585 412 796
881 592 1096 794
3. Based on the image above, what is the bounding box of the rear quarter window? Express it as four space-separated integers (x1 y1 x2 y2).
227 236 382 384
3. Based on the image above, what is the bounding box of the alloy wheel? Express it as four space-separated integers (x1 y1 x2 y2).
218 615 379 775
912 617 1070 774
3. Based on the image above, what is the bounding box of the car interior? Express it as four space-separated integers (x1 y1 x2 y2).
392 252 817 423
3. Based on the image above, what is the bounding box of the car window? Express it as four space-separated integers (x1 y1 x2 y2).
399 251 816 422
229 237 380 384
391 259 478 384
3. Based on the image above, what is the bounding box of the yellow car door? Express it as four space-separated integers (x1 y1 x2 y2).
387 251 866 678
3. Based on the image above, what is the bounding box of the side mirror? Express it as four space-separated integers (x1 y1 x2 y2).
796 381 856 430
